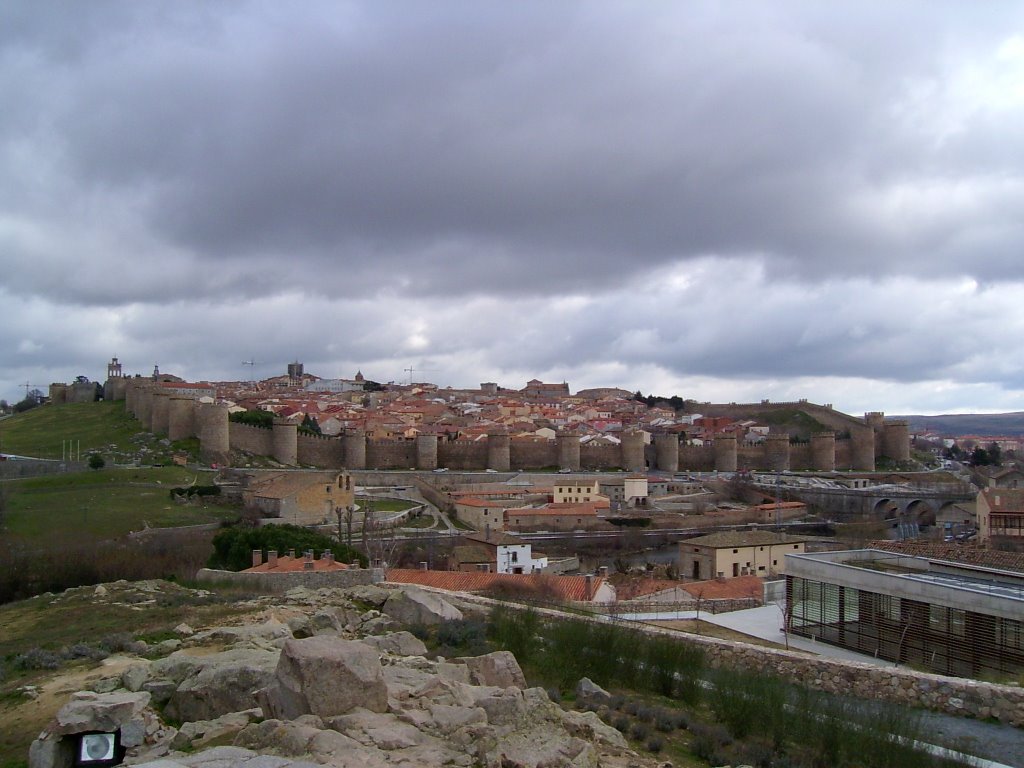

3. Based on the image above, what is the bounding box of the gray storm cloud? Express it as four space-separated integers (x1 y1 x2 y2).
2 1 1024 412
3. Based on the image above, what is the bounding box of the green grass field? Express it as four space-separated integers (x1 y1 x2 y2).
0 401 142 459
3 467 239 545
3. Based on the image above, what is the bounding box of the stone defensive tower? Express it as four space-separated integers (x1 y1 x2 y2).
654 433 679 473
198 401 230 465
168 397 196 442
151 390 172 435
714 434 737 472
557 431 581 471
135 382 155 431
765 434 791 472
621 430 646 473
486 429 511 472
882 420 910 462
810 432 836 472
850 425 876 471
416 434 438 471
272 417 298 466
124 378 139 415
342 429 367 470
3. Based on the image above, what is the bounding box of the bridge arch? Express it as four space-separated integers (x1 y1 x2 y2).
904 498 935 527
873 498 899 518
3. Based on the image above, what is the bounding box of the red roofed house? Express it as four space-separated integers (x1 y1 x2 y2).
386 569 615 603
245 549 349 572
978 488 1024 551
505 501 607 532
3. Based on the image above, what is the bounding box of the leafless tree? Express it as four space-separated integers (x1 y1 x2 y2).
336 503 357 549
361 502 401 568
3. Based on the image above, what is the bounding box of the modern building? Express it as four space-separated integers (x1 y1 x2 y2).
679 530 808 581
786 548 1024 679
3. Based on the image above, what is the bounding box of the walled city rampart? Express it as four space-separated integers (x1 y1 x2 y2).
115 380 911 474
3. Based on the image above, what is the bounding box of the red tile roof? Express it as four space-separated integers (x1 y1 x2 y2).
244 555 349 572
385 569 605 601
680 575 763 600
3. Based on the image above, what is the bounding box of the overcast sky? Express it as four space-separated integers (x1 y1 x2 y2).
3 2 1024 416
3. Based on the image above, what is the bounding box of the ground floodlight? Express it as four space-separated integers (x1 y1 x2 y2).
76 732 118 766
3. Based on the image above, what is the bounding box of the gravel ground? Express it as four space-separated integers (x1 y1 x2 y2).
918 708 1024 767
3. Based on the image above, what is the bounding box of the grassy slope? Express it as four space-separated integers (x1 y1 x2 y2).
4 467 238 545
0 401 142 459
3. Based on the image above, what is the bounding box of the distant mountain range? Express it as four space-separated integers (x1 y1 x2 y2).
898 412 1024 437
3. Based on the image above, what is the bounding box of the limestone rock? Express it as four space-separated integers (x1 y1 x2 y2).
459 650 527 688
575 676 612 704
381 587 463 626
342 584 393 608
51 690 152 736
260 636 387 719
164 650 279 723
361 631 428 657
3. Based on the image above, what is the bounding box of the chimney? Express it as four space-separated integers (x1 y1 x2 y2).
420 561 429 570
350 561 360 569
305 550 314 562
585 574 593 599
324 551 334 564
598 566 608 577
288 548 296 559
268 550 278 568
252 549 262 568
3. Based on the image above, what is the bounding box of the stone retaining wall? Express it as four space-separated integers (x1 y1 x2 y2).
427 590 1024 727
194 567 384 592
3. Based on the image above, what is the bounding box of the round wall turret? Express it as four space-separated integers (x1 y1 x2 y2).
168 397 196 441
272 417 298 466
882 420 910 462
487 430 511 472
416 434 438 470
621 430 646 473
654 433 679 473
198 402 230 465
135 383 155 431
342 429 366 470
714 434 737 472
557 431 581 471
810 432 836 472
765 434 791 472
151 391 172 435
851 425 876 471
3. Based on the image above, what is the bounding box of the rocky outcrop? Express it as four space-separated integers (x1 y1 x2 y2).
259 636 388 719
381 586 463 625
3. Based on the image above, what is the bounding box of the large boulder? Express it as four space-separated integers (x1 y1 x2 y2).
163 650 280 723
459 651 527 688
361 631 428 657
260 636 387 719
381 587 463 626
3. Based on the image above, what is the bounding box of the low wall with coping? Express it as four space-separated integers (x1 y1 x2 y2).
194 566 384 592
424 589 1024 727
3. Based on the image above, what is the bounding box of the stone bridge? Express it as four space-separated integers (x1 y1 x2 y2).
766 483 976 525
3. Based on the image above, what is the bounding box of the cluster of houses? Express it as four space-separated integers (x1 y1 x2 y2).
192 369 777 448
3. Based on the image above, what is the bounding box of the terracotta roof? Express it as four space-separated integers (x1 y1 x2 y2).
867 540 1024 574
680 575 763 600
244 555 348 572
614 577 683 601
247 471 340 500
385 569 606 601
980 488 1024 512
684 531 809 549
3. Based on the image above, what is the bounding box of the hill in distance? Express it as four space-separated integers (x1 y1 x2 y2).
898 412 1024 438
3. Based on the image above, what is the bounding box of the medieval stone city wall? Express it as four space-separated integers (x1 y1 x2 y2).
366 439 416 469
437 439 489 470
580 443 624 470
297 433 345 468
679 444 716 471
510 441 559 469
228 422 274 456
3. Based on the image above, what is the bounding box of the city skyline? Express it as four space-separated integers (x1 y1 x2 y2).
3 3 1024 415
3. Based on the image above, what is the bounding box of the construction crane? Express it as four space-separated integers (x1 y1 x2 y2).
403 364 437 386
242 359 265 387
20 381 42 398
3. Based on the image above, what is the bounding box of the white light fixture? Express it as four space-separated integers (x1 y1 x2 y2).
77 733 116 764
